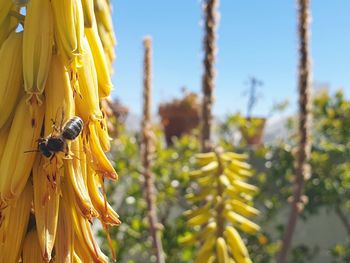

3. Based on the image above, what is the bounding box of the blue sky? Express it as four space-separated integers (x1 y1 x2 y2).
111 1 350 117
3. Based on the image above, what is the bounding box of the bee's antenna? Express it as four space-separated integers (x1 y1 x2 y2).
51 118 59 133
52 107 65 133
24 150 39 154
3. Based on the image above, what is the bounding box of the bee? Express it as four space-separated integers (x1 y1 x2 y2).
38 116 83 159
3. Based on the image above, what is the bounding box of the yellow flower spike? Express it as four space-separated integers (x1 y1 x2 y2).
86 165 121 225
96 112 112 152
0 0 120 263
96 23 115 70
1 5 21 43
0 31 23 129
231 179 259 196
94 0 103 12
73 251 84 263
224 211 261 234
185 151 260 262
187 211 213 227
85 22 113 99
0 96 44 203
225 226 251 263
33 157 60 262
216 237 229 263
0 182 33 263
184 202 212 219
55 191 74 263
197 175 216 188
45 54 75 137
86 122 117 180
74 238 96 263
230 200 260 218
200 161 219 176
60 182 103 262
0 0 119 261
94 0 114 32
70 198 108 262
194 236 216 263
0 125 9 162
0 1 12 26
51 0 84 66
68 59 82 98
23 0 54 103
22 229 45 263
221 152 248 162
0 16 11 49
179 222 217 246
75 37 102 123
0 207 9 247
195 152 217 166
64 154 98 221
82 0 94 28
109 28 117 47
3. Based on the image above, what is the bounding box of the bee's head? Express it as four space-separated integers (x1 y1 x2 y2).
38 138 53 158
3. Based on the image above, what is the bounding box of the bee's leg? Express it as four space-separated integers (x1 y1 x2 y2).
50 118 60 133
65 142 70 157
49 153 56 162
63 142 73 160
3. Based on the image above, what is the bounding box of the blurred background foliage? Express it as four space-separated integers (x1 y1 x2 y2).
99 89 350 263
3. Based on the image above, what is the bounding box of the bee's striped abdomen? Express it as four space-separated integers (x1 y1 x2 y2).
62 116 83 140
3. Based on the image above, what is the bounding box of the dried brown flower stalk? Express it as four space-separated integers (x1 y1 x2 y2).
201 0 219 153
141 36 165 263
277 0 312 262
